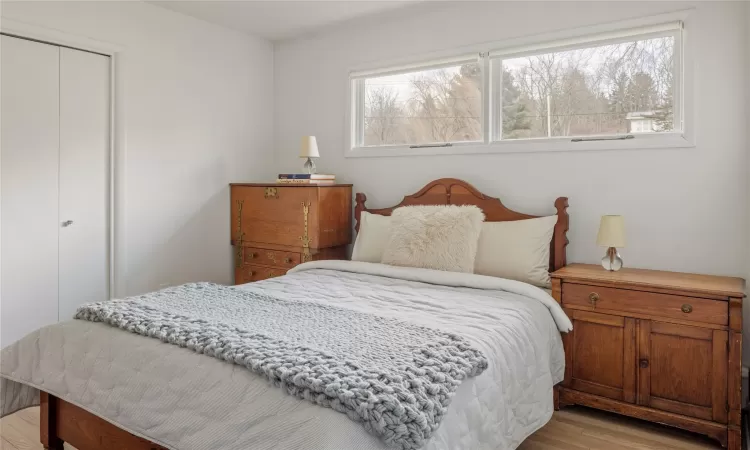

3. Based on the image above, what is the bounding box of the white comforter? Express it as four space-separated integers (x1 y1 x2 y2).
1 261 567 450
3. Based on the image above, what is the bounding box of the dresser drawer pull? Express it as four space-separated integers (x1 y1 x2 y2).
639 359 649 369
681 304 693 313
588 292 599 308
247 252 258 259
247 270 255 277
284 257 293 264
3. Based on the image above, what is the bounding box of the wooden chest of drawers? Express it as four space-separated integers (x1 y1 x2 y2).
230 183 352 284
552 264 744 449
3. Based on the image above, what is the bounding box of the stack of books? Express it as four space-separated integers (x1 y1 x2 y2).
277 174 336 184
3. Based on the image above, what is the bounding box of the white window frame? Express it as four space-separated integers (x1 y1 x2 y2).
345 10 694 158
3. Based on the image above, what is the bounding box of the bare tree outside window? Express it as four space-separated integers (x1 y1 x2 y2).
500 35 674 139
363 62 482 146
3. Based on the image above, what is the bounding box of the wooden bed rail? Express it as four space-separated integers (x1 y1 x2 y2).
40 391 165 450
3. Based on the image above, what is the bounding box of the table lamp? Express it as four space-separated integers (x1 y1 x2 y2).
300 136 319 174
597 215 625 271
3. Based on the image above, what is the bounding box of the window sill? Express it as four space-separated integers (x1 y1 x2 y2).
345 133 693 158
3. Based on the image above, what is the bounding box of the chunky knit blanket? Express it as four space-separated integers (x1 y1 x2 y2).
74 282 488 449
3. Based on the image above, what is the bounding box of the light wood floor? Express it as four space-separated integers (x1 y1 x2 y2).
0 405 722 450
518 406 721 450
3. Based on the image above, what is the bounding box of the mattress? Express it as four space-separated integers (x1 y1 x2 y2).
1 261 566 450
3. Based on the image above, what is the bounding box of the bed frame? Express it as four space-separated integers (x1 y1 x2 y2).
39 177 569 450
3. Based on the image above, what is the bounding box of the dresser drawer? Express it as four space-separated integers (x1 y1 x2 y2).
562 283 727 326
243 247 300 268
232 186 316 248
235 264 287 284
237 186 316 224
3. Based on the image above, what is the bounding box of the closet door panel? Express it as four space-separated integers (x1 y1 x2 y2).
58 48 111 320
0 36 60 346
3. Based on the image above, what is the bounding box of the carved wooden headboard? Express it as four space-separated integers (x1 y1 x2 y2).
354 178 569 272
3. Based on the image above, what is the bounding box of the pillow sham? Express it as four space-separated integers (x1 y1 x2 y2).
474 215 558 287
351 211 392 263
381 205 485 273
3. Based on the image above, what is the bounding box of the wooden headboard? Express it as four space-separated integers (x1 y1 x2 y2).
354 178 569 272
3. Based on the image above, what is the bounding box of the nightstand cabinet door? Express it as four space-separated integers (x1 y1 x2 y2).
637 320 728 423
563 309 637 403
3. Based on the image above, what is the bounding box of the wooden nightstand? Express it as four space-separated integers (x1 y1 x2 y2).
551 263 745 449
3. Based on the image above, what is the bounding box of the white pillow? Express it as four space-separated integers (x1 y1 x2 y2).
474 215 558 288
351 211 392 263
381 205 485 273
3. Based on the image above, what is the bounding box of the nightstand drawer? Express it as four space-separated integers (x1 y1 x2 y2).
243 247 300 268
563 283 727 326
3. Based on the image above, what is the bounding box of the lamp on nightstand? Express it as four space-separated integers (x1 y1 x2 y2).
597 215 625 271
300 136 319 174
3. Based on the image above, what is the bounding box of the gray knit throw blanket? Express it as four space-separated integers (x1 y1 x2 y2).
74 282 488 449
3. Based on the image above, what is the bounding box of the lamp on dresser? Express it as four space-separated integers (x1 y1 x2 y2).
300 136 319 174
229 182 352 284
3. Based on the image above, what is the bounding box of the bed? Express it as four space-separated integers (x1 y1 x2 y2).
1 178 570 450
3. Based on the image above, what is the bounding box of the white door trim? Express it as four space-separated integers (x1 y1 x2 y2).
1 17 124 299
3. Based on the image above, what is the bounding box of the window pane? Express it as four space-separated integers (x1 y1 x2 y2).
363 63 482 147
498 35 675 140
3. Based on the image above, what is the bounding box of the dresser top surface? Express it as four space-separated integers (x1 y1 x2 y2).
230 183 353 187
552 263 745 298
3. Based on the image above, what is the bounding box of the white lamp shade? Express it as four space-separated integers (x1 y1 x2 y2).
597 215 626 248
300 136 320 158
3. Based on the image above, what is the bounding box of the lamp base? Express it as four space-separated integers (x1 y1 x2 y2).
303 157 317 174
601 247 623 271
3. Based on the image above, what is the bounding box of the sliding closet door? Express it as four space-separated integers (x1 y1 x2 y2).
58 48 111 320
0 35 61 347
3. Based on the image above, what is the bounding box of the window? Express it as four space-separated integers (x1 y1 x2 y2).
349 19 685 155
351 57 483 148
493 31 677 140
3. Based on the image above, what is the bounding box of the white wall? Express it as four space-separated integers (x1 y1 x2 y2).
2 1 275 296
274 1 748 279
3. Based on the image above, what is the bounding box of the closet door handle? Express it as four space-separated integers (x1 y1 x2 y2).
61 220 74 227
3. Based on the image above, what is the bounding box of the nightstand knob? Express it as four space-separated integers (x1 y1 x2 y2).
284 257 292 264
681 304 693 313
248 252 257 259
247 270 254 277
639 359 649 369
588 292 600 306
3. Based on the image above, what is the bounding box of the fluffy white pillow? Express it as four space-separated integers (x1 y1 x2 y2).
474 215 558 287
381 205 485 273
351 212 392 263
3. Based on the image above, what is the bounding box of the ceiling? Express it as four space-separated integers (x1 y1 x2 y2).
149 1 418 41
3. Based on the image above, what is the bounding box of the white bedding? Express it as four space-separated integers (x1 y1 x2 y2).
1 261 566 450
